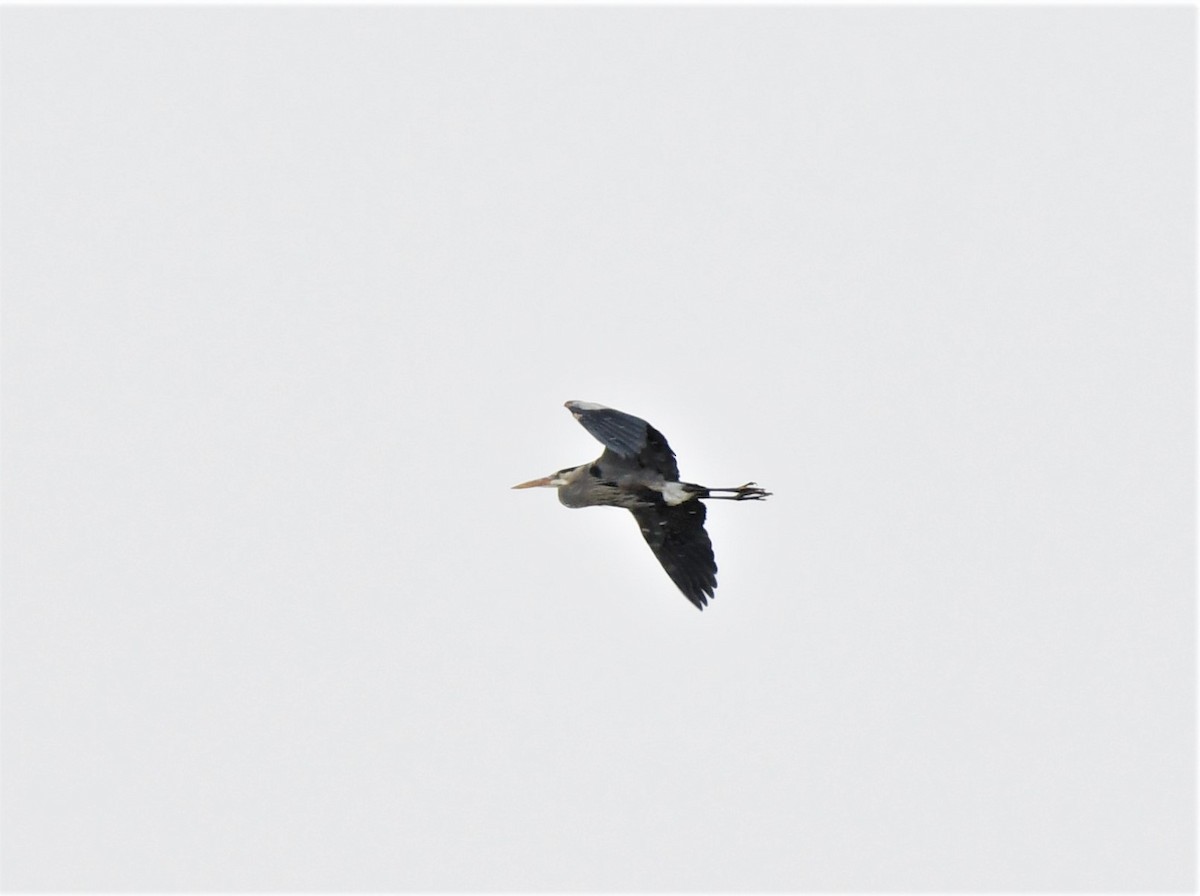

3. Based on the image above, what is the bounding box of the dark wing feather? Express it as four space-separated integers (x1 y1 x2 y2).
565 401 679 480
630 499 718 610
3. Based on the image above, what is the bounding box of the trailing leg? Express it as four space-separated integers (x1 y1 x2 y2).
690 482 771 501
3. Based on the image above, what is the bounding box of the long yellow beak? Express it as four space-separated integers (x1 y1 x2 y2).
511 476 554 489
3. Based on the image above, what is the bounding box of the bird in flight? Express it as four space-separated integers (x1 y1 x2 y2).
513 401 770 609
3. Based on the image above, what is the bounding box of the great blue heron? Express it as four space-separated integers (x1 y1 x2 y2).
513 401 770 609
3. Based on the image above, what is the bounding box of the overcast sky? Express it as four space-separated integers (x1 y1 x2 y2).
2 6 1194 891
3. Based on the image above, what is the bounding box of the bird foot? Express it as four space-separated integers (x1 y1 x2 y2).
733 482 771 500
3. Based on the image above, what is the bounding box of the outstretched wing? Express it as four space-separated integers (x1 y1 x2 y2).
630 499 718 610
564 401 679 480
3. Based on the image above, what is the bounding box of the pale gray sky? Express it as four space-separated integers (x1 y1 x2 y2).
2 6 1194 891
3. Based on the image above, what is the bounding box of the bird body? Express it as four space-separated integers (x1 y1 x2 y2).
550 463 696 510
513 401 769 609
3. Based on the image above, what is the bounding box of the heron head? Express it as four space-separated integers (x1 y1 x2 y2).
511 466 576 490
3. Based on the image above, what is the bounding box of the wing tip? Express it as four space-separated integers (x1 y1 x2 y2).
564 400 609 415
685 571 718 610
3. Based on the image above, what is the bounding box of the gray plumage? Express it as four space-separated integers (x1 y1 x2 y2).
513 401 769 610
